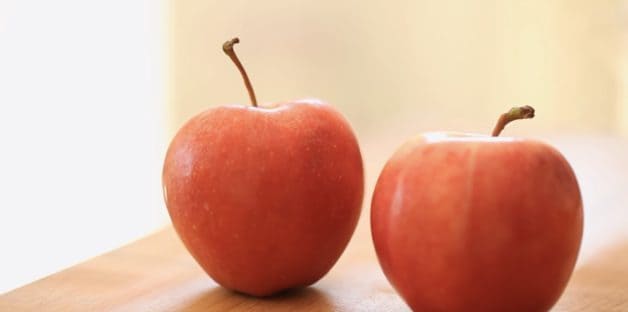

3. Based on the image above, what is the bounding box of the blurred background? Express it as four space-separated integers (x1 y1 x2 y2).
2 0 628 293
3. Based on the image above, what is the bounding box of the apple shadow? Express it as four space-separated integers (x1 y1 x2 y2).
179 286 335 311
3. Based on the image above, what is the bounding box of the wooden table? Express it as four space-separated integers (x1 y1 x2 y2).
2 135 628 311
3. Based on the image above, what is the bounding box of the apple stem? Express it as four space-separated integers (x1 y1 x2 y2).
491 105 535 136
223 37 258 107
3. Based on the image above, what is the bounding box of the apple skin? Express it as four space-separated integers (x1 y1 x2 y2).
371 132 583 312
162 99 364 297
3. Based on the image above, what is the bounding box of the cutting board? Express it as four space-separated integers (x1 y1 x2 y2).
2 219 628 311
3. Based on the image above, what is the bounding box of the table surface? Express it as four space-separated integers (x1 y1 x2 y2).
2 135 628 311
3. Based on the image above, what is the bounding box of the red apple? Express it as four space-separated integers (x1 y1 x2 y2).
162 38 364 296
371 107 583 311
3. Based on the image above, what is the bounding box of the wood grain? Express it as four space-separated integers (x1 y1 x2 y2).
2 221 628 311
2 135 628 311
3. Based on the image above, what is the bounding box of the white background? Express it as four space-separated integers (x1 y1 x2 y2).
0 0 168 293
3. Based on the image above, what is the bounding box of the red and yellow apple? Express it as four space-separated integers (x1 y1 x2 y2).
163 38 364 296
371 107 583 311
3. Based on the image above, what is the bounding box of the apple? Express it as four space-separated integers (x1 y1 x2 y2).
162 38 364 296
371 106 583 312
